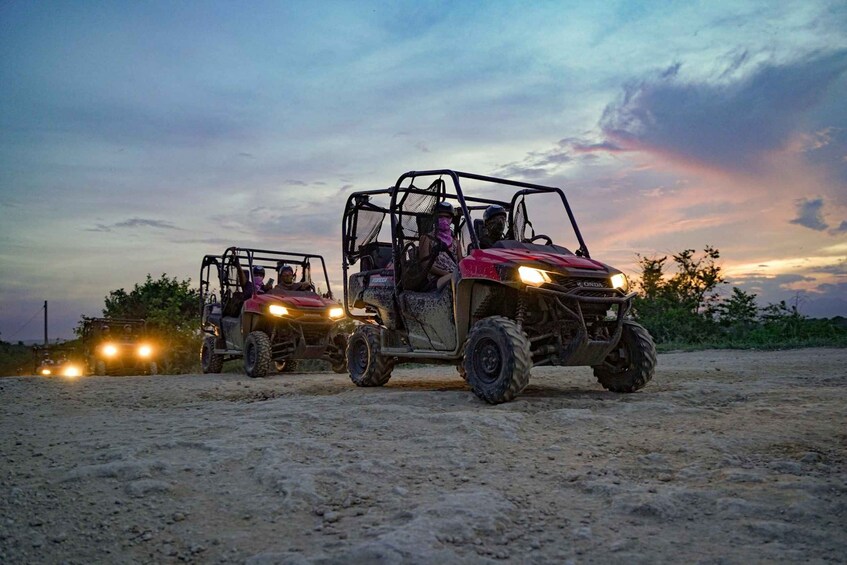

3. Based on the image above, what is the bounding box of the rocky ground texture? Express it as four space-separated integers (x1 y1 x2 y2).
1 348 845 563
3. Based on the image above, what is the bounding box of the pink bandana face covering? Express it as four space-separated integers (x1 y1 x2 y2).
436 216 452 247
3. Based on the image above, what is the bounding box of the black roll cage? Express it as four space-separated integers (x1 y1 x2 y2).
200 247 334 314
341 169 590 316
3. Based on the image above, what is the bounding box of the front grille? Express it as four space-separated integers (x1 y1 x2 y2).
549 275 610 291
302 325 330 345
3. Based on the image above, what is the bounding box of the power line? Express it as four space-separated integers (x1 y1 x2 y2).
5 303 45 342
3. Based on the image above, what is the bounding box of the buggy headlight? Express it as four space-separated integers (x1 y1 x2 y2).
610 273 629 291
63 365 81 377
518 266 552 286
41 368 51 376
328 307 345 319
137 344 152 358
269 304 289 317
103 343 118 357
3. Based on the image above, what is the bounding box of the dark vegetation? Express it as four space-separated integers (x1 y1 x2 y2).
634 247 847 351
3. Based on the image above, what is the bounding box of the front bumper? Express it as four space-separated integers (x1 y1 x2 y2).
523 285 637 366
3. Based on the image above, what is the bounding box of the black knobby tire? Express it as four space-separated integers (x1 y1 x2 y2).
592 320 656 393
95 360 106 376
244 331 272 378
462 316 531 404
201 336 224 374
346 325 394 387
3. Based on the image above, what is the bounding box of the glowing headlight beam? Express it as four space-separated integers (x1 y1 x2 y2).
137 345 152 358
610 273 629 291
328 307 345 319
62 365 81 377
103 343 118 357
269 304 289 317
518 266 552 286
41 369 51 376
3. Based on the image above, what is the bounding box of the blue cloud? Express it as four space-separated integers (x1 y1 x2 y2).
87 218 181 232
600 50 847 173
789 198 828 231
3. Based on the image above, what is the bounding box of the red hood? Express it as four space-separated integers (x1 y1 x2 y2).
465 248 607 271
246 292 337 310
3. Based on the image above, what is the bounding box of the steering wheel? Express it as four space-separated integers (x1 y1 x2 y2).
528 234 553 245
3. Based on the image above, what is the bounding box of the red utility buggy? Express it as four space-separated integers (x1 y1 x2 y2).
341 170 656 403
199 247 348 377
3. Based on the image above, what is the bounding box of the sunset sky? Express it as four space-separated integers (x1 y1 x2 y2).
1 0 846 342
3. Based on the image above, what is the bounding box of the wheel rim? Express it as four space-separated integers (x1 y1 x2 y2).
351 337 368 375
472 337 502 384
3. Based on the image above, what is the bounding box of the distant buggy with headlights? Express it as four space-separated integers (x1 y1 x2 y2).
199 247 349 378
32 345 83 378
81 317 158 376
342 169 656 404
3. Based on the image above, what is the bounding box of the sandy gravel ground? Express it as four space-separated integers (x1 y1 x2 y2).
1 348 845 564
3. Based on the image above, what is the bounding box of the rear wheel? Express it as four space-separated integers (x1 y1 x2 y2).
201 336 224 373
244 331 272 378
462 316 531 404
592 321 656 393
347 325 394 386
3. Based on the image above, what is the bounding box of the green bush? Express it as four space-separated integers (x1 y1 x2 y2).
632 247 847 350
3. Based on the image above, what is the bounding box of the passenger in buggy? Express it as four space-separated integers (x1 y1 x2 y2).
418 201 462 291
245 265 271 295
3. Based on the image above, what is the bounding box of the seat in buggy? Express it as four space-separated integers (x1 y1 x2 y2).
359 242 393 272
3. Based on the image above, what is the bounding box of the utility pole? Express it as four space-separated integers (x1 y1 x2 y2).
44 300 48 346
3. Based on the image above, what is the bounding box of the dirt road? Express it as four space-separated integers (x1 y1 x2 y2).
1 348 845 563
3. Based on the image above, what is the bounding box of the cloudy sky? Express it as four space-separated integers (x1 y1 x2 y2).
1 0 846 342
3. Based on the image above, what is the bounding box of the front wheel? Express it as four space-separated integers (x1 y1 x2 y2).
592 321 656 393
201 336 224 373
244 331 272 378
346 325 394 386
462 316 531 404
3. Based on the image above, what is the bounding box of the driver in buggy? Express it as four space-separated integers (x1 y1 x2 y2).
478 204 508 249
276 264 313 291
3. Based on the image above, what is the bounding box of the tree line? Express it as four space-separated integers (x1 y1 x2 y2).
633 247 847 350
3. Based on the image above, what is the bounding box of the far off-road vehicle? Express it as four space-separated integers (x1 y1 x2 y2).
81 317 158 376
342 169 656 404
32 345 83 377
199 247 349 377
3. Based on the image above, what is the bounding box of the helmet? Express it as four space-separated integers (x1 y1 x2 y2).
483 205 507 222
434 201 454 217
278 264 294 275
252 265 265 277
